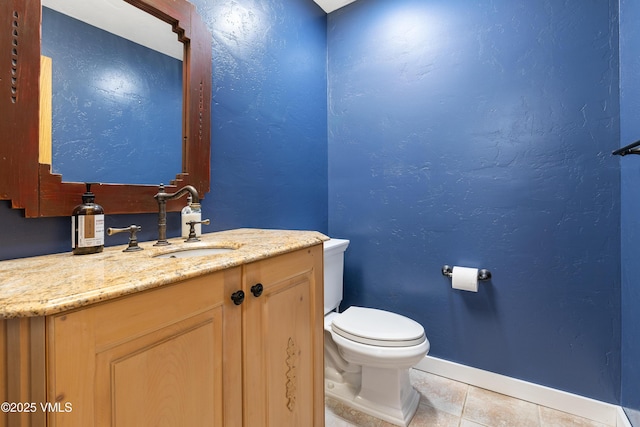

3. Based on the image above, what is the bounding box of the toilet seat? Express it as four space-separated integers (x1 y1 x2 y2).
331 306 426 347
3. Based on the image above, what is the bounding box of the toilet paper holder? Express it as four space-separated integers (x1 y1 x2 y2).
441 265 492 281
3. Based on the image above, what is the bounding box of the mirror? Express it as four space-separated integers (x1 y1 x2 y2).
41 0 184 185
0 0 211 217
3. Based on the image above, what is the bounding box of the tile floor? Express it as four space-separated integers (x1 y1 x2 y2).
325 369 613 427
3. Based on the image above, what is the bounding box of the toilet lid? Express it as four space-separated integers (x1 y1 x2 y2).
331 307 426 347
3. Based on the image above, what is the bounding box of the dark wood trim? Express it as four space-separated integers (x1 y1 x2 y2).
0 0 211 217
0 0 41 216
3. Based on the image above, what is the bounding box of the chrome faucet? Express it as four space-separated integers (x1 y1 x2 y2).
153 184 200 246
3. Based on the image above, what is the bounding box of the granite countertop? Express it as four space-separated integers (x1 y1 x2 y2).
0 228 328 319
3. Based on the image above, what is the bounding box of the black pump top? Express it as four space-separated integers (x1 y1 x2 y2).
82 183 97 204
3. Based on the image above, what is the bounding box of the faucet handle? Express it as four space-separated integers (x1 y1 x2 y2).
185 219 211 242
107 225 143 252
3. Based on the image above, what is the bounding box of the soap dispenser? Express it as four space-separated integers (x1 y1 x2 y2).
181 195 202 238
72 183 105 255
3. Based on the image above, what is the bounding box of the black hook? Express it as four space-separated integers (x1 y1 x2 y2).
612 139 640 156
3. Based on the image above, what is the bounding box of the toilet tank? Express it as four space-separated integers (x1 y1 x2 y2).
323 238 350 315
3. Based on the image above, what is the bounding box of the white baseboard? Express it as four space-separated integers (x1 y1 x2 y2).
414 356 621 426
618 407 633 427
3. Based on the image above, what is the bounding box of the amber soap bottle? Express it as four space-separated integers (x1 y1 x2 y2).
71 183 105 255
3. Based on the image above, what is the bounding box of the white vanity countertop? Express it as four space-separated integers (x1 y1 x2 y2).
0 228 328 319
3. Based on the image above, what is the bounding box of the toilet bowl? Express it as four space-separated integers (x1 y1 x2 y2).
323 239 430 427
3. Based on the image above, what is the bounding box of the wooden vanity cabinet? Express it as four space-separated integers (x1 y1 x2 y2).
242 244 324 427
0 244 324 427
47 266 240 427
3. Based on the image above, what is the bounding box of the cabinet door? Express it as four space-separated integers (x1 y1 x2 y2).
243 245 324 427
46 267 241 427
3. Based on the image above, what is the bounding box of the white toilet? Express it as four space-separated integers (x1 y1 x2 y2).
323 238 430 427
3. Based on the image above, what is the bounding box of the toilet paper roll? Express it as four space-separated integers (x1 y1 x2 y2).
452 266 478 292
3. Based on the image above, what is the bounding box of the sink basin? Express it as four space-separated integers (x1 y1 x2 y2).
154 247 237 259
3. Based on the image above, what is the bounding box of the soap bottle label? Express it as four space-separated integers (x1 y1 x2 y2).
181 205 192 238
182 211 202 237
72 215 105 248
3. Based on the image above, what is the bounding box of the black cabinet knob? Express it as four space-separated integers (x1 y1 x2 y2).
251 283 264 297
231 290 245 305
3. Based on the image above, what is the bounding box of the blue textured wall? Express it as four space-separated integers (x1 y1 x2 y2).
620 0 640 422
0 0 631 409
328 0 621 403
0 0 327 260
192 0 328 232
42 7 183 185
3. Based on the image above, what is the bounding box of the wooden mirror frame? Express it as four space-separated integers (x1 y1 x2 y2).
0 0 211 217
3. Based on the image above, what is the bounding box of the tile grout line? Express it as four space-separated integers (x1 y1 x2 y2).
537 404 542 427
459 382 470 425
